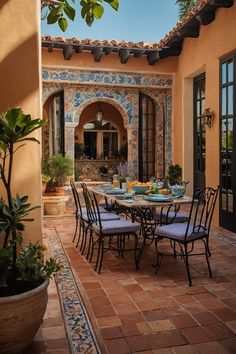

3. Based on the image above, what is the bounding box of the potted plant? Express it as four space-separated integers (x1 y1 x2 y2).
42 154 73 215
167 164 182 185
0 108 60 353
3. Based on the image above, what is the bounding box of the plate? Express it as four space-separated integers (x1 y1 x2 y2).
106 189 126 195
115 194 134 200
144 195 173 202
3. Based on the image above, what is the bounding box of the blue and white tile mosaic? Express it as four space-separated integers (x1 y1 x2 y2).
42 68 173 89
48 232 101 354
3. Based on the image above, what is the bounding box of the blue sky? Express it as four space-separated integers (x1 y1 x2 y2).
41 0 179 43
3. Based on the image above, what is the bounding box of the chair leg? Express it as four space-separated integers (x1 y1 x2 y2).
154 238 162 274
72 217 78 242
95 239 102 272
206 236 211 257
86 228 93 259
183 244 192 286
203 239 212 278
98 239 105 274
76 219 82 247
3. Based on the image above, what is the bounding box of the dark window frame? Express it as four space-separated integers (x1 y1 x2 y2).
219 54 236 232
193 73 206 191
139 93 156 182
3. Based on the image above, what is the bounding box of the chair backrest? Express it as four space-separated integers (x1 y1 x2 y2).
80 183 100 225
70 180 83 216
186 186 219 239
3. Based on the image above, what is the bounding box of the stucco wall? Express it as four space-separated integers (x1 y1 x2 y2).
0 0 42 243
173 3 236 224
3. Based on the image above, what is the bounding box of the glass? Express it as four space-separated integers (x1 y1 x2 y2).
228 60 233 82
221 62 227 84
221 87 226 116
228 85 233 115
112 174 120 188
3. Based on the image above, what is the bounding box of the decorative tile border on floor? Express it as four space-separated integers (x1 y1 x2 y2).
48 229 101 354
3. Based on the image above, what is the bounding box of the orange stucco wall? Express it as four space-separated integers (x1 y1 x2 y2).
173 4 236 224
0 0 42 243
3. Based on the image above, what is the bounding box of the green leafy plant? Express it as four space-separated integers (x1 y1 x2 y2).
175 0 198 19
74 143 86 159
0 108 60 296
44 154 73 188
167 164 182 184
41 0 119 31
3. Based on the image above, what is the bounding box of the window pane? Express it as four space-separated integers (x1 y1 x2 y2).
228 118 233 149
197 101 201 117
221 62 227 84
221 120 227 148
228 60 233 82
221 87 227 116
228 85 233 115
228 194 233 212
221 193 227 210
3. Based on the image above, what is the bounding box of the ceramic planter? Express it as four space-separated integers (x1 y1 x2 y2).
0 279 49 354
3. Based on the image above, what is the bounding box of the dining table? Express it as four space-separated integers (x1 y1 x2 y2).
89 184 193 267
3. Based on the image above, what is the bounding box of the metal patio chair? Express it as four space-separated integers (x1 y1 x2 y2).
154 186 219 286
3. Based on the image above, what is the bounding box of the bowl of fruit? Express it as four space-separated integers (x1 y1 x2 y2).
131 181 151 194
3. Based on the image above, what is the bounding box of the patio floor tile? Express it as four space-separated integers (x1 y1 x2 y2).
125 335 152 351
181 326 214 344
170 313 198 328
34 216 236 353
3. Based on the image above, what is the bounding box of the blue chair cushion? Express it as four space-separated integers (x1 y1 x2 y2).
92 219 140 235
155 223 206 241
154 211 188 223
82 212 120 222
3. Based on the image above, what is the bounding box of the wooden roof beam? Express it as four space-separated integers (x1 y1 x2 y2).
103 47 113 55
63 45 74 60
209 0 233 7
119 49 130 64
74 45 84 53
160 46 182 59
147 51 159 65
196 10 215 25
48 43 54 52
92 47 103 62
177 25 199 38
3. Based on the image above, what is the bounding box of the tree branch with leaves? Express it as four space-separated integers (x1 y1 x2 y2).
41 0 119 32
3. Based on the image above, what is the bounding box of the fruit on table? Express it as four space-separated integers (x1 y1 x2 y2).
159 188 171 195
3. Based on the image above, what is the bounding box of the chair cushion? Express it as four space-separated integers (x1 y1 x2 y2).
92 220 140 235
155 223 206 241
154 211 188 223
82 212 120 222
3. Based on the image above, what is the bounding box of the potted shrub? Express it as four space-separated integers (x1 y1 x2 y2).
0 108 60 353
167 164 182 185
42 154 73 215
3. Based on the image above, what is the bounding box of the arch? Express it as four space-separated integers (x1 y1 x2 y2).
73 97 129 129
42 84 63 105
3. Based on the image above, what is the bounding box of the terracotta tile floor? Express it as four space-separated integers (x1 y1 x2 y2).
30 214 236 353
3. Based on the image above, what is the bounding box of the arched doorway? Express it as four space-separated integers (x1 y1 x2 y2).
75 101 127 160
74 101 127 180
42 90 65 157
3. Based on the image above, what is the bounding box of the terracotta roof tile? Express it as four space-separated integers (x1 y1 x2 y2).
41 0 216 50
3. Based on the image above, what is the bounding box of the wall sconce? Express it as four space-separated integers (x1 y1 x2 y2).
200 107 214 128
96 103 103 123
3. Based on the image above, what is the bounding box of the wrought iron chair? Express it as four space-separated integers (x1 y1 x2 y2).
154 186 219 286
86 190 140 273
80 183 121 257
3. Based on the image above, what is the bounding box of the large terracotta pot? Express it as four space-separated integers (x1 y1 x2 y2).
0 279 49 354
42 195 68 215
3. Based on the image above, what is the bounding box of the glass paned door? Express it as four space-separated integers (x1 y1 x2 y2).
193 74 206 191
220 56 236 232
139 93 156 181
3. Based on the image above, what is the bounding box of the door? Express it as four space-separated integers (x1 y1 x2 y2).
193 74 206 191
219 56 236 232
84 132 97 159
139 93 156 182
